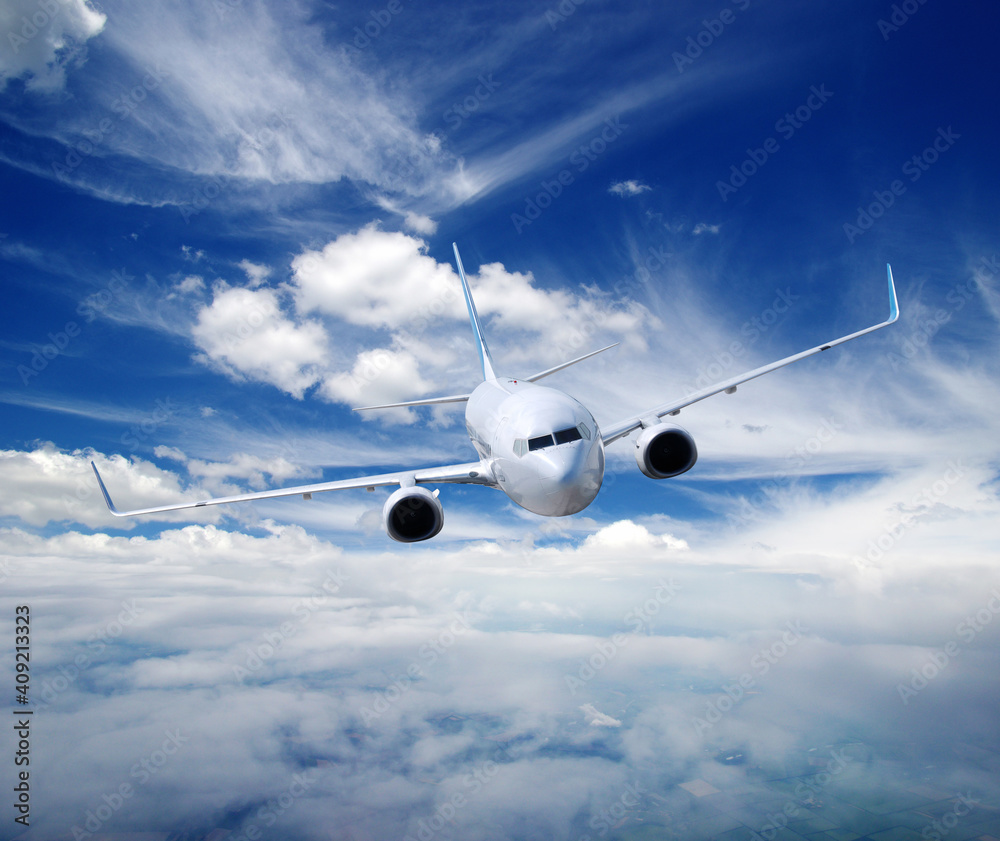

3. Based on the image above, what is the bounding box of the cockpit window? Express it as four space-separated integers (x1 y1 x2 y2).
554 426 583 445
526 427 584 452
577 422 591 440
528 434 554 451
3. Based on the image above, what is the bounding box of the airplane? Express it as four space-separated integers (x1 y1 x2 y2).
92 245 899 542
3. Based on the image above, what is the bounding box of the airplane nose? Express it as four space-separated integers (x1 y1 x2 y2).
539 448 578 486
538 440 604 514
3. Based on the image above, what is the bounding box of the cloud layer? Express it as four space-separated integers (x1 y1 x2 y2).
5 508 999 839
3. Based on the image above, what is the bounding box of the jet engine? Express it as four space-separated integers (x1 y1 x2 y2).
382 486 444 542
634 424 698 479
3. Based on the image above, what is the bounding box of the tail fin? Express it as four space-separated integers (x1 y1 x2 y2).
453 243 496 382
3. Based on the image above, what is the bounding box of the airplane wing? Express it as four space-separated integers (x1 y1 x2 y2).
601 265 899 445
91 459 495 518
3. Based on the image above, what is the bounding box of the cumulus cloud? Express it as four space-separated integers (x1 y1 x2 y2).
191 284 328 399
175 226 646 409
0 0 106 92
181 451 314 491
320 345 435 409
291 227 461 329
0 443 219 528
583 519 689 552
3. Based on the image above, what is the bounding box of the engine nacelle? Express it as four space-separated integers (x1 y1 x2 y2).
382 486 444 543
634 424 698 479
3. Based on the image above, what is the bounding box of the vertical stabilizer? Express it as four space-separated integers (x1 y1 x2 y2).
453 243 497 382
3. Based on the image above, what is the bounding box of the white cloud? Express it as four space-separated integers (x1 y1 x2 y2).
403 211 439 235
609 179 651 197
176 275 205 294
5 506 998 839
239 259 270 288
280 227 651 408
580 703 622 727
320 346 434 410
0 0 106 92
191 284 327 399
291 227 460 328
0 443 220 528
183 452 313 491
153 445 187 462
373 196 439 235
583 519 689 552
692 222 720 235
85 3 451 190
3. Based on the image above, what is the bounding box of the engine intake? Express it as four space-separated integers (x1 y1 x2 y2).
634 424 698 479
383 486 444 543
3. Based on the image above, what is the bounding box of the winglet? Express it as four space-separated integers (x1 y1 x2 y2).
453 243 497 382
91 461 122 516
887 264 899 323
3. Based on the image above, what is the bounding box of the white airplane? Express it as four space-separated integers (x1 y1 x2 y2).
93 245 899 542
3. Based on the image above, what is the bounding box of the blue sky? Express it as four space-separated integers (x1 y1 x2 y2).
2 1 1000 839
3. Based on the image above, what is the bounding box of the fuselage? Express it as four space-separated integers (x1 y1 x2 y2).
464 377 605 516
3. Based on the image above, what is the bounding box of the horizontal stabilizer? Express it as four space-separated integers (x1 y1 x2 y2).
525 343 619 383
354 393 471 411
